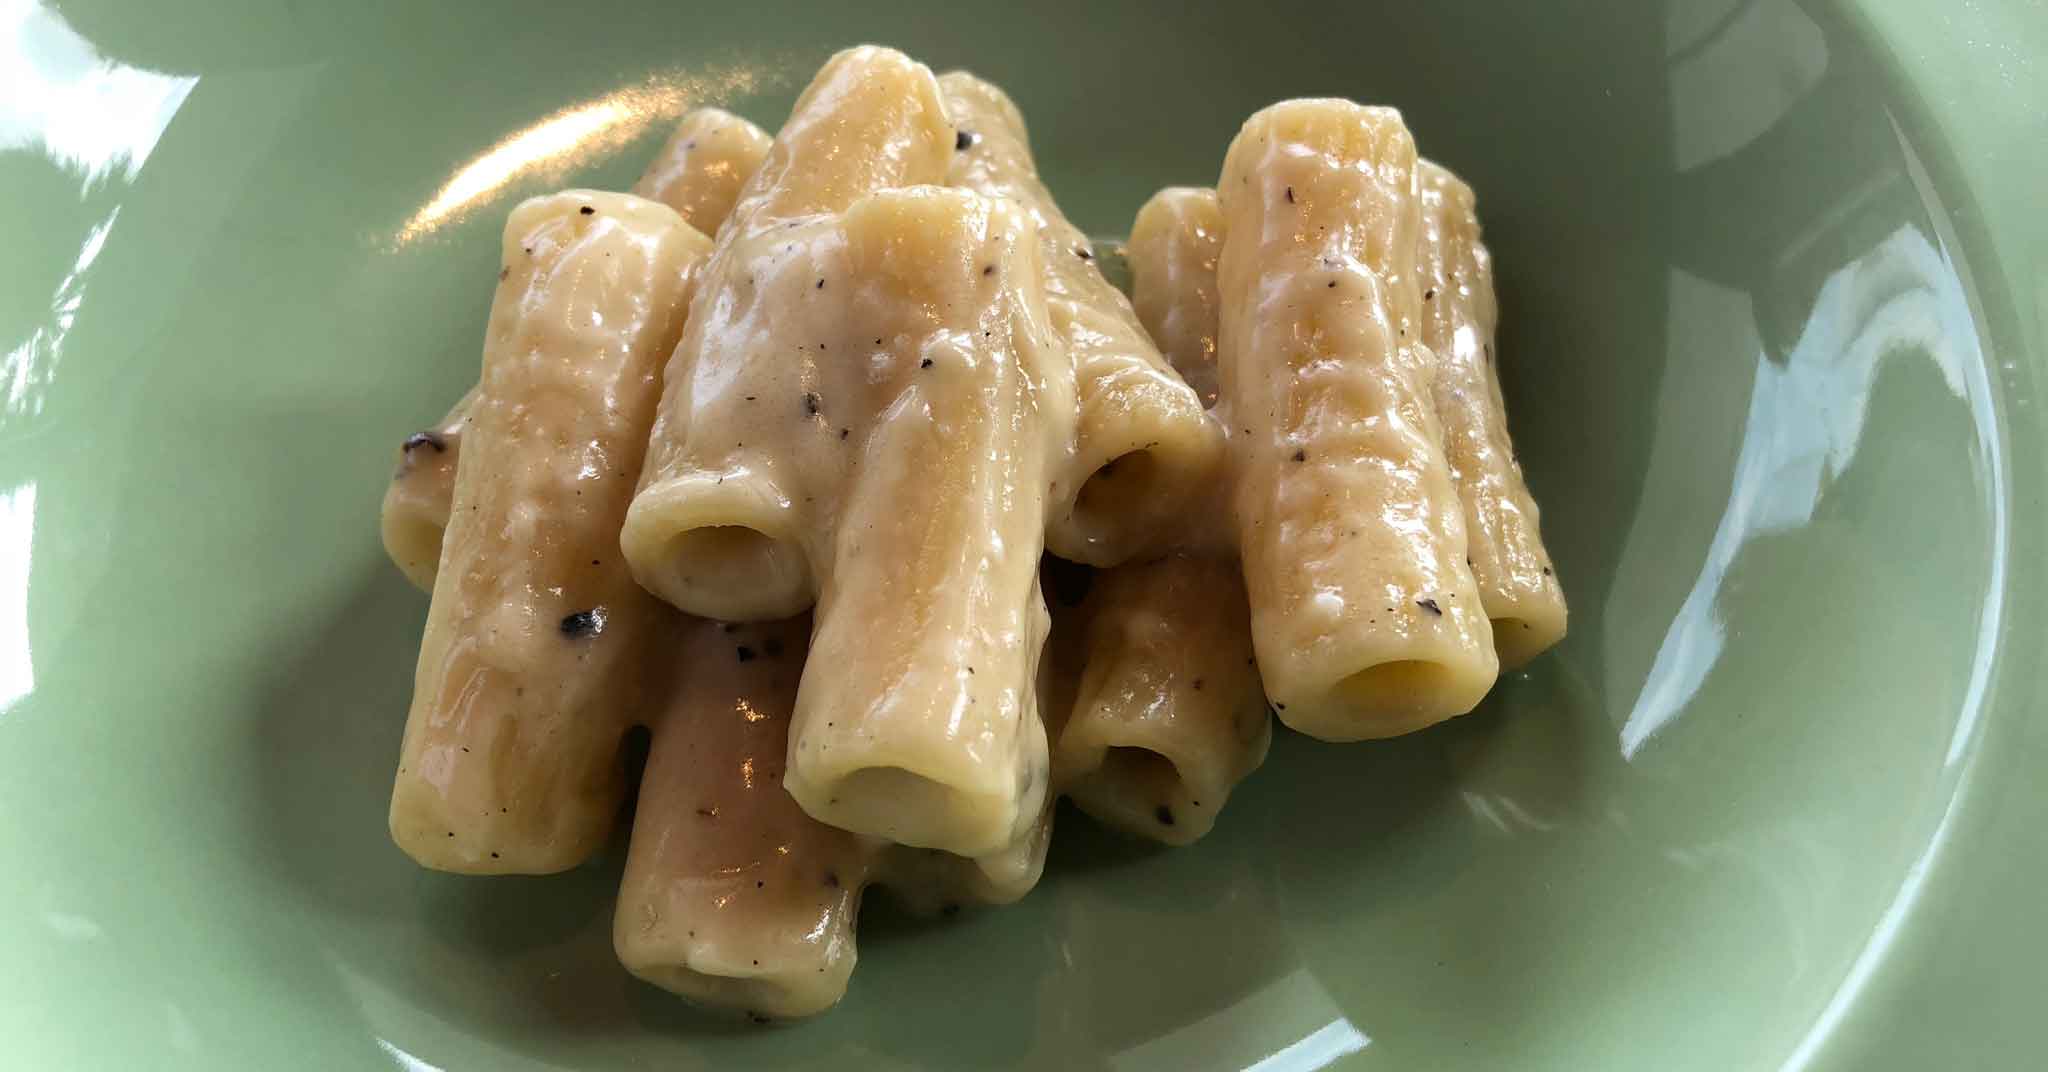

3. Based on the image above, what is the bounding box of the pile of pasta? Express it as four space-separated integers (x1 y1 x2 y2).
379 45 1564 1020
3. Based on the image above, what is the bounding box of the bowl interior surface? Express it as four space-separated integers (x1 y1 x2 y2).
0 0 2039 1069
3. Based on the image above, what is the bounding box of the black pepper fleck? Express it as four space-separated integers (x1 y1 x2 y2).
1543 567 1554 576
919 358 934 369
560 608 606 637
1156 805 1176 826
1328 280 1337 288
839 427 850 440
1191 678 1204 691
1074 247 1093 260
736 646 757 663
579 205 594 215
955 129 976 150
983 265 995 276
1417 598 1443 615
697 807 718 818
803 392 821 416
824 871 840 888
816 278 825 289
1284 185 1295 203
1292 449 1307 462
1424 288 1436 300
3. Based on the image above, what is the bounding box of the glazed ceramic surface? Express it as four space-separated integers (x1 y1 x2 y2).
1 0 2042 1068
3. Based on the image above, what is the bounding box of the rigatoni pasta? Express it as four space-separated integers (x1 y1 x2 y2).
378 387 474 591
941 71 1221 568
380 108 772 595
374 47 1569 1021
1128 187 1225 408
632 107 774 238
1416 161 1566 668
1216 100 1497 740
623 46 957 623
389 191 711 873
615 616 873 1020
1056 554 1269 844
787 186 1063 857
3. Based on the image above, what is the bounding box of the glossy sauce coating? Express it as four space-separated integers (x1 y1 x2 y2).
1129 187 1225 408
1216 100 1497 740
624 46 959 622
1056 554 1270 844
941 71 1221 567
615 616 873 1020
390 191 711 872
379 386 476 591
1415 161 1566 668
633 107 774 239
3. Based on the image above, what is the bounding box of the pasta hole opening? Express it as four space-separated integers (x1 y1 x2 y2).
828 766 986 849
657 525 809 616
1074 450 1162 524
1098 746 1186 800
1331 660 1455 712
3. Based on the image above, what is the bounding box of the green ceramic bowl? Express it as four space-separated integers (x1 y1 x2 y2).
4 1 2043 1067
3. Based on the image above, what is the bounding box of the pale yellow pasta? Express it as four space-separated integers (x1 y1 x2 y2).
1042 193 1264 845
378 386 475 591
1417 161 1566 668
633 107 774 238
788 187 1063 856
624 46 957 622
1055 554 1270 845
1216 100 1497 740
615 616 874 1020
389 191 711 873
380 111 768 595
941 71 1221 567
878 799 1055 914
1128 187 1224 407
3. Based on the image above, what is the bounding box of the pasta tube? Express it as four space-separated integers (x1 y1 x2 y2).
390 191 712 872
379 387 475 591
615 616 875 1020
380 112 769 593
1056 554 1270 845
940 71 1220 567
788 186 1063 856
877 800 1055 915
1217 100 1496 740
1416 161 1566 668
625 46 956 622
632 107 774 238
1128 187 1224 407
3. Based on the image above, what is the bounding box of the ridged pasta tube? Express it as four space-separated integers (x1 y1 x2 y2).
1216 100 1496 740
389 191 711 872
1416 161 1566 669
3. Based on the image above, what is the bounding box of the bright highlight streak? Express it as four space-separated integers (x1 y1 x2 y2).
396 64 771 245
